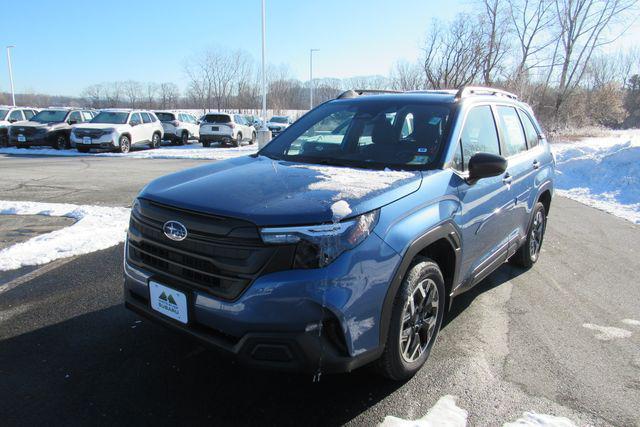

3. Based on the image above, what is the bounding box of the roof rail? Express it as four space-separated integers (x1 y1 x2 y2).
337 89 402 99
455 86 518 100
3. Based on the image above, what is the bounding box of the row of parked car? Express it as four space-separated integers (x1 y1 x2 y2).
0 105 294 153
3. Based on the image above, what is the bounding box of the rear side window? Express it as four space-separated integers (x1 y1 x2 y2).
69 111 82 123
457 106 500 171
23 110 35 120
129 113 142 125
141 112 152 123
9 110 24 121
82 112 93 121
496 106 527 157
518 110 539 148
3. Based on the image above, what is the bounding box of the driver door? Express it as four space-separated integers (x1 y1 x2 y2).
128 113 144 145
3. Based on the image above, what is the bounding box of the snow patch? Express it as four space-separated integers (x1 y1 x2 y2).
292 164 416 200
0 144 258 160
330 200 352 220
551 130 640 224
379 395 467 427
621 319 640 327
504 412 577 427
582 323 632 341
0 200 130 271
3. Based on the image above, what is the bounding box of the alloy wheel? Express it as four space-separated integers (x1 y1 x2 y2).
529 210 545 261
399 278 439 363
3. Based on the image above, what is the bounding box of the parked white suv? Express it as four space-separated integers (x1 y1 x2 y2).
199 113 256 147
155 111 200 145
266 115 292 136
70 109 163 153
0 106 39 146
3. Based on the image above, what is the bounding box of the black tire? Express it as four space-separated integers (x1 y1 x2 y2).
510 202 547 268
54 134 68 150
0 132 7 148
119 135 131 154
250 132 256 145
377 257 445 381
181 131 189 145
151 133 161 149
234 133 242 147
202 141 211 148
77 147 89 153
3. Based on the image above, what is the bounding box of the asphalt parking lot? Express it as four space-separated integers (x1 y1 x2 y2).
1 153 639 426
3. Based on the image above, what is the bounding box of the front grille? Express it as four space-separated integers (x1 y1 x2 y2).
11 126 41 136
74 129 105 138
127 199 296 300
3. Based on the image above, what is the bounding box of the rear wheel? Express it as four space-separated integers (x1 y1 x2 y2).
181 131 189 145
378 257 444 381
0 131 8 147
202 140 211 148
119 135 131 154
234 133 242 147
510 202 547 268
54 134 68 150
250 132 256 145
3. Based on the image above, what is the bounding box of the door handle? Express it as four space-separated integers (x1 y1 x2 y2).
502 173 512 185
532 160 540 169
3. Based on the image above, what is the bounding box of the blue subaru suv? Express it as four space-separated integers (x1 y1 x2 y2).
124 87 554 380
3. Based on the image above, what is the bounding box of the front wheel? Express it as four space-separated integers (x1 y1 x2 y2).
510 202 547 268
378 257 444 381
234 133 242 147
54 134 68 150
119 135 131 154
151 133 161 149
181 131 189 145
250 132 256 145
202 140 211 148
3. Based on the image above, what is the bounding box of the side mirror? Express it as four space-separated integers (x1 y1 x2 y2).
467 152 507 184
8 118 17 123
68 120 78 125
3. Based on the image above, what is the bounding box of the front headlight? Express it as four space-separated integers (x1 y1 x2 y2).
260 209 380 268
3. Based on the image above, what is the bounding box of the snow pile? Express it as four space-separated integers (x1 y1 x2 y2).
504 412 577 427
380 395 468 427
582 323 632 341
330 200 352 220
0 200 130 271
552 131 640 224
0 144 258 160
293 164 416 200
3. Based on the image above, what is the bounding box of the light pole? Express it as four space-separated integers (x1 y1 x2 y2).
257 0 272 148
309 49 319 110
6 46 16 106
261 0 267 124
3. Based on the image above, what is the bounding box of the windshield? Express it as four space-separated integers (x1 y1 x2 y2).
155 112 175 122
32 110 68 123
0 109 8 120
91 112 129 124
269 117 289 124
260 101 453 170
203 114 231 123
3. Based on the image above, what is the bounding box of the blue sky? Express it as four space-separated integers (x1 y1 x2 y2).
0 0 637 96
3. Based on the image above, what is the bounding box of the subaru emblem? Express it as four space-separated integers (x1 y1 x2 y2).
163 221 188 241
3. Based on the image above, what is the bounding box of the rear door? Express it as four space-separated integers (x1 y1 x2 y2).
452 105 515 286
494 105 535 253
140 112 154 142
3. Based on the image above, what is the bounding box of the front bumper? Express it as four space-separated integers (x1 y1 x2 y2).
70 133 117 151
10 133 52 147
200 134 236 144
123 231 401 373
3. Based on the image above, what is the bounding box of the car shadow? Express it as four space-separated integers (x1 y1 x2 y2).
442 263 528 329
0 303 403 426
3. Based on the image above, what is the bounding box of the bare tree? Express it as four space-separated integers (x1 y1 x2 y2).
507 0 556 81
479 0 512 84
145 83 158 109
552 0 637 116
81 84 105 108
423 15 485 88
104 82 123 107
158 82 180 109
390 60 425 91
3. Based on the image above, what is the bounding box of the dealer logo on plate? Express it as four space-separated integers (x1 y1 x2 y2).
163 220 188 241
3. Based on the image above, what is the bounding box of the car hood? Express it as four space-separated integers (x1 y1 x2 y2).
73 123 126 131
139 155 423 226
267 122 289 127
11 120 54 129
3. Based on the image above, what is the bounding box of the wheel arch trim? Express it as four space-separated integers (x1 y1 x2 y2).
378 221 462 347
